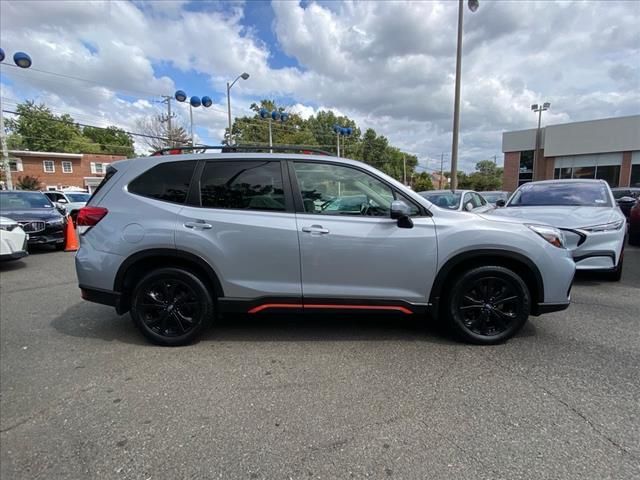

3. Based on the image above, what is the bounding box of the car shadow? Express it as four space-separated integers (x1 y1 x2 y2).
0 259 28 272
51 302 462 346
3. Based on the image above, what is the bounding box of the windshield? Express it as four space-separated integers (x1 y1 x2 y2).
65 193 90 202
508 182 612 207
482 192 507 203
421 191 462 210
0 192 54 210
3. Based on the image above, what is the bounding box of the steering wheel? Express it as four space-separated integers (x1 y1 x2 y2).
359 202 370 216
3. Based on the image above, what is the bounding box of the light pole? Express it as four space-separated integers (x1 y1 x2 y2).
449 0 479 191
0 49 32 190
226 72 249 145
174 90 213 147
531 102 550 181
333 125 352 157
260 109 289 153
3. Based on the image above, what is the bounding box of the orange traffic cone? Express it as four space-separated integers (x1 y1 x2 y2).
64 215 79 252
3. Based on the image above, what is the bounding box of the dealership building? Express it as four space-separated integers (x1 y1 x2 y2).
502 115 640 191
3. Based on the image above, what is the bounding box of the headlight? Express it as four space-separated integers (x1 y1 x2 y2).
527 224 565 248
47 218 65 226
580 220 625 232
0 222 19 232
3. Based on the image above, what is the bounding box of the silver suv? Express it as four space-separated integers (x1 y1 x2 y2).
75 147 575 346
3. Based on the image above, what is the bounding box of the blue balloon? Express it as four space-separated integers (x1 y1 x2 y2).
190 96 201 107
346 127 352 136
13 51 32 69
271 111 280 121
175 90 187 102
0 48 5 63
259 108 269 119
280 112 289 122
201 96 212 108
341 128 348 136
333 125 341 134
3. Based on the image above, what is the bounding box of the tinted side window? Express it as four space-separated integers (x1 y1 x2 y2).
128 161 196 204
200 161 285 211
472 193 486 207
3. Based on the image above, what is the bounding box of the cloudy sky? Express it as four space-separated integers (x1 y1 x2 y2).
1 0 638 171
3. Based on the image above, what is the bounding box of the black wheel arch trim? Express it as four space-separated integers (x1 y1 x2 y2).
113 248 224 313
429 249 545 309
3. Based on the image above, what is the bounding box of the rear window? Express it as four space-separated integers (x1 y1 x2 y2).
89 165 118 203
199 161 285 211
128 161 196 204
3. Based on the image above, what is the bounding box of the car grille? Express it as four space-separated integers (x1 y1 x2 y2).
18 221 46 233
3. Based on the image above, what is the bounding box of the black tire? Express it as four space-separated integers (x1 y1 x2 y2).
130 267 213 346
446 266 530 345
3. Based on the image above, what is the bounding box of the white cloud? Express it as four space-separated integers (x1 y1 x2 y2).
1 0 638 170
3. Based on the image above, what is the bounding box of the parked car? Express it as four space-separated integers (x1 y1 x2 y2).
0 216 28 261
0 191 67 250
482 191 511 207
418 189 493 213
76 149 575 346
43 190 91 223
628 197 640 246
611 187 640 218
489 180 626 280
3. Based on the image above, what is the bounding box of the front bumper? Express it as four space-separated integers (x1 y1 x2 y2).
0 227 29 261
563 227 626 271
27 227 65 246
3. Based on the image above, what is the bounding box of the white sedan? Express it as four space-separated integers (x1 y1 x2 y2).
489 179 626 281
0 216 28 262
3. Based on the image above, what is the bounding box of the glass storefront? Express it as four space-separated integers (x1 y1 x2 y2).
553 153 622 187
631 164 640 187
518 151 534 186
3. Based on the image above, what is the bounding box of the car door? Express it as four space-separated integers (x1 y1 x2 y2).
175 159 302 300
290 161 437 304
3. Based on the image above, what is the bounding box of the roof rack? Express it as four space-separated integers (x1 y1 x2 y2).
151 144 334 157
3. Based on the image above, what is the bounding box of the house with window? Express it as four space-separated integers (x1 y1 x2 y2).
502 115 640 191
4 150 126 192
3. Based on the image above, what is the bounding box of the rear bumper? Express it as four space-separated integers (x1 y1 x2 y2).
80 285 121 308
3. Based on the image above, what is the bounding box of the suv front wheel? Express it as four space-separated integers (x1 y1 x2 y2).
130 267 213 346
447 266 530 345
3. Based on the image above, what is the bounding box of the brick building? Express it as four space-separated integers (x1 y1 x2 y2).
502 115 640 192
5 150 126 192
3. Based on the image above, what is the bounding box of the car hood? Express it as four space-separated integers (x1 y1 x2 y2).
487 206 616 229
1 209 63 221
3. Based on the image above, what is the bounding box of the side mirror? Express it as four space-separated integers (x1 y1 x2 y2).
390 200 413 229
495 199 506 207
58 198 68 204
464 202 474 212
55 204 67 215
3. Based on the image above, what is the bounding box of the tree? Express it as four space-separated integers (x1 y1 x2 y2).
135 115 190 153
16 175 42 190
412 172 434 191
83 126 135 157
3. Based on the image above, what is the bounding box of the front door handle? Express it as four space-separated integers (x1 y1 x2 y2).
301 224 330 234
184 220 213 230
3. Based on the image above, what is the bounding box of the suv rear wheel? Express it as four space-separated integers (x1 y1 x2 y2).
130 267 213 346
447 266 530 345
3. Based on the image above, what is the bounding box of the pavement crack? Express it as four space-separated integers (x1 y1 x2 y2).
479 351 638 460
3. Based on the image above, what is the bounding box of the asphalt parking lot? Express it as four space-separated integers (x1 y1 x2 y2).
1 247 639 479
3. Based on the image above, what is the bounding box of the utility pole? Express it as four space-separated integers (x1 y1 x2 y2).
159 96 175 146
0 107 13 190
403 154 407 185
440 153 445 189
336 131 340 157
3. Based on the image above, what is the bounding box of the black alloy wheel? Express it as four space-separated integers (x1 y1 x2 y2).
131 268 213 346
448 266 530 344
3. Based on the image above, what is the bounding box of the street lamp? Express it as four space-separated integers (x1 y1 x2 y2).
259 109 289 152
174 90 213 147
449 0 479 191
531 102 550 180
0 48 33 190
226 72 249 145
333 125 352 157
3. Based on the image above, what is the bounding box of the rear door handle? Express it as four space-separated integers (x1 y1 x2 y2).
301 225 330 234
184 220 213 230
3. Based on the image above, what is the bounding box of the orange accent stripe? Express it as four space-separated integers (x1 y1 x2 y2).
248 303 413 315
305 304 413 315
247 304 302 314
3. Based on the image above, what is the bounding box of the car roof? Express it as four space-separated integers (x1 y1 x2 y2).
420 189 468 194
0 190 45 194
526 179 608 185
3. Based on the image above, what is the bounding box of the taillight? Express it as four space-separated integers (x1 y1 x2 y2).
77 206 108 234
